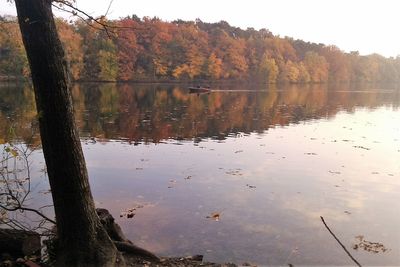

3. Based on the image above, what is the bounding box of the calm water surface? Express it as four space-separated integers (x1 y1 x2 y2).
0 83 399 266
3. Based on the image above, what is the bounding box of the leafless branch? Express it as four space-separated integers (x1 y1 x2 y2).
1 142 55 233
51 0 136 37
52 0 115 37
320 216 362 267
104 0 114 17
0 204 55 224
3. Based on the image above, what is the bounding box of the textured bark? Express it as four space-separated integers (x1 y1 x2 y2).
14 1 122 266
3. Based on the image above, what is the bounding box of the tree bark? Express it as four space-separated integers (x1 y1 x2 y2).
14 1 122 266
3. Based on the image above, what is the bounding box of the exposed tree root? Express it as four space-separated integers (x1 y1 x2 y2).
96 208 159 261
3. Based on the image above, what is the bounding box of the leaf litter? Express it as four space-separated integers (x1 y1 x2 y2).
120 203 155 219
352 235 390 253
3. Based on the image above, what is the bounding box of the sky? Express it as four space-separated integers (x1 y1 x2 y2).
2 0 400 57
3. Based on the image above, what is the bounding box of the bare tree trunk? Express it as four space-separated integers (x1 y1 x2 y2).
14 1 122 266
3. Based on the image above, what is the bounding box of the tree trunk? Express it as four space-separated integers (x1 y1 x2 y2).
14 1 122 266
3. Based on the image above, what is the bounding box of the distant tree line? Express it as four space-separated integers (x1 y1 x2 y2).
1 15 400 83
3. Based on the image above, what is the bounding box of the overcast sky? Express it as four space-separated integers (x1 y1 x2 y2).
2 0 400 57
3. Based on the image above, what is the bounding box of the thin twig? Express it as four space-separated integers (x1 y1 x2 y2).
52 0 115 37
51 4 106 31
104 0 114 17
52 0 134 32
320 216 362 267
0 204 56 224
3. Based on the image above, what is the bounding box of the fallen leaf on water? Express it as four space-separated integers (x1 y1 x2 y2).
353 145 370 150
120 204 147 219
168 179 177 188
342 139 353 142
225 169 243 176
353 236 389 253
120 210 135 219
206 212 221 221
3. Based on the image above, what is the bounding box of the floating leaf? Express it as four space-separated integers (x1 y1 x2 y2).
353 236 389 253
206 212 221 221
168 179 177 188
120 204 147 218
353 145 370 150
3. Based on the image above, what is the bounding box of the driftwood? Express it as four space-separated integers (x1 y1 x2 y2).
96 208 159 261
0 228 41 259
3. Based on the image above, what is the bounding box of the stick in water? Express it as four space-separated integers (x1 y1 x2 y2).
320 216 362 267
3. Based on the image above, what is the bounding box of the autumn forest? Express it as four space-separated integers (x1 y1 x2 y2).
1 15 400 83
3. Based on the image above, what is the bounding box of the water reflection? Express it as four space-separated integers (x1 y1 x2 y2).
1 82 398 145
0 83 399 265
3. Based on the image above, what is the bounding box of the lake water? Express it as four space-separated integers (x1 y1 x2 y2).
0 82 399 266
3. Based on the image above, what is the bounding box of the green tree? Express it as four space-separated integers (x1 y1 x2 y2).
258 54 279 83
98 39 118 81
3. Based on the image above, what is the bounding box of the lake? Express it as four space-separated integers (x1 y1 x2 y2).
0 82 399 266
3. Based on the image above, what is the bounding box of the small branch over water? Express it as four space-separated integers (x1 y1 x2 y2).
320 216 362 267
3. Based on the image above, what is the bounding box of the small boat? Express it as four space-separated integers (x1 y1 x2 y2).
188 86 211 94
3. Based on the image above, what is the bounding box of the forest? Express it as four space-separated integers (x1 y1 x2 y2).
1 14 400 83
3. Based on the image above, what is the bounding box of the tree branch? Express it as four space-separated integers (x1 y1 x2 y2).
0 203 56 225
320 216 362 267
52 0 115 37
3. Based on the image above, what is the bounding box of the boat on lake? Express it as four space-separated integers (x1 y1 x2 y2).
188 86 211 94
